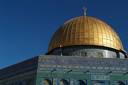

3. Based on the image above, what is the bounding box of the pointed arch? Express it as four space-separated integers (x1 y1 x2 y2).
59 79 69 85
42 79 52 85
75 80 86 85
94 81 109 85
116 81 125 85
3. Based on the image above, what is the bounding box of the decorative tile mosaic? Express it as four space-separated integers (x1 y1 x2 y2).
116 68 121 70
86 66 90 69
81 52 87 57
57 65 62 68
53 78 57 85
39 55 128 67
0 56 38 80
63 65 68 68
97 67 103 70
80 66 85 69
92 67 96 69
51 65 56 68
38 55 128 73
70 78 74 85
69 66 73 68
110 67 115 70
91 75 110 80
46 65 50 68
60 47 119 58
74 66 79 69
122 68 126 70
104 67 109 70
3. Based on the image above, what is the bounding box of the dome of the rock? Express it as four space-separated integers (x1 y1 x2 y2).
46 16 125 55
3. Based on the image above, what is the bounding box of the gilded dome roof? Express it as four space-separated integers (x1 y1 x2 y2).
47 16 124 54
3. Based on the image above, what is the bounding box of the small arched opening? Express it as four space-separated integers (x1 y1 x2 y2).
94 81 109 85
42 79 52 85
116 81 125 85
59 79 69 85
75 80 86 85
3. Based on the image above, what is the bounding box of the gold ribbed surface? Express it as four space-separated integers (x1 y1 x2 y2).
48 16 124 53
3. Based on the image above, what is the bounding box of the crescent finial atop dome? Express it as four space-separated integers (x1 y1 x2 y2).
83 7 87 16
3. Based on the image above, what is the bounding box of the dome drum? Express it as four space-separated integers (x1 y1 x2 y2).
46 45 126 58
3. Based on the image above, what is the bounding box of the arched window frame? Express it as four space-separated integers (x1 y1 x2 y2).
58 79 69 85
74 79 86 85
27 80 34 85
115 81 126 85
93 81 109 85
41 78 52 85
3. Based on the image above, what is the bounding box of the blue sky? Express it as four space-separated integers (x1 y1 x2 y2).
0 0 128 69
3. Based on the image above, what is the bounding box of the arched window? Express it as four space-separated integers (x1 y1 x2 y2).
42 79 52 85
27 80 33 85
59 79 69 85
75 80 86 85
116 81 125 85
94 81 109 85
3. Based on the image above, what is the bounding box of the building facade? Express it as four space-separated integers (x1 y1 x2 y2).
1 55 128 85
0 8 128 85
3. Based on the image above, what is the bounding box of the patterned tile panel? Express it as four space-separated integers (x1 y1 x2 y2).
39 55 128 67
38 55 128 72
0 56 38 80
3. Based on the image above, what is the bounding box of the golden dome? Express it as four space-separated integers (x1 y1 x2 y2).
47 16 125 54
